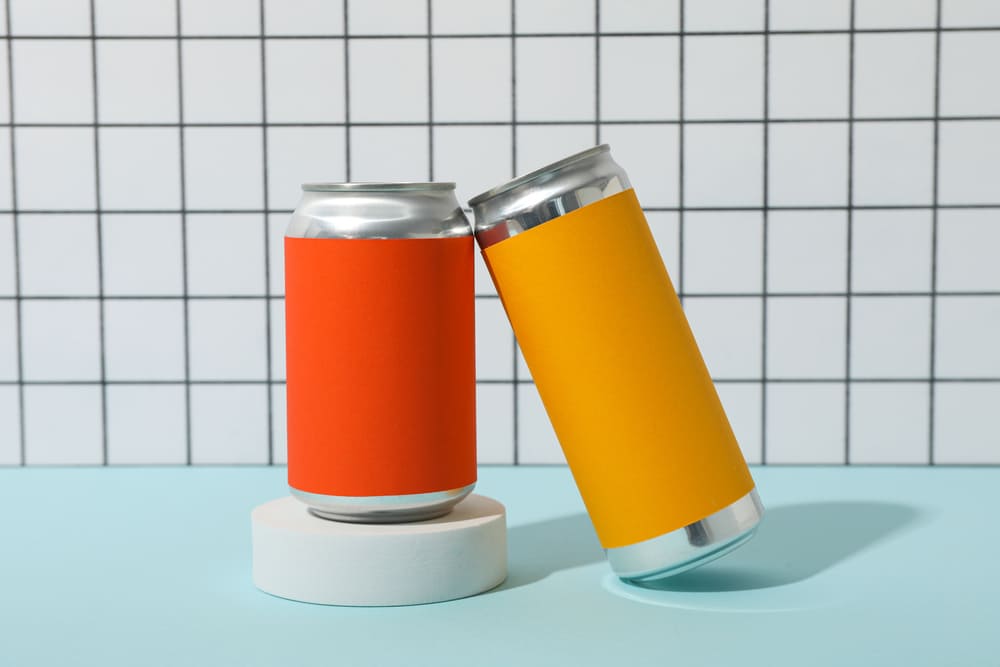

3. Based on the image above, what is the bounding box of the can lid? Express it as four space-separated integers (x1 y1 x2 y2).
467 145 610 207
302 182 456 192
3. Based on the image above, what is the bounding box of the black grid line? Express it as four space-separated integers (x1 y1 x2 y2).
594 2 601 146
259 0 274 466
677 0 685 302
844 0 856 465
175 0 193 465
3 377 999 386
929 0 944 465
87 0 109 466
509 1 519 466
343 1 351 181
761 0 769 465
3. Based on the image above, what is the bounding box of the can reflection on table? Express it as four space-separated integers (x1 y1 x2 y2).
469 146 763 581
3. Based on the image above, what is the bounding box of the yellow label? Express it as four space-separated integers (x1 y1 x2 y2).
484 189 755 549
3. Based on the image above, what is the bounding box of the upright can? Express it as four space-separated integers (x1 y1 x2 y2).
470 146 763 581
285 183 477 523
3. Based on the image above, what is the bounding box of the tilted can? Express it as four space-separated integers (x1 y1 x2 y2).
284 183 476 523
469 146 763 581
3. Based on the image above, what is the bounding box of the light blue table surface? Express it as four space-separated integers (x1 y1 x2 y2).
0 466 997 666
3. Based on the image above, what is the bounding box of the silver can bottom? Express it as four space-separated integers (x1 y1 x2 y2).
290 483 476 524
606 488 764 583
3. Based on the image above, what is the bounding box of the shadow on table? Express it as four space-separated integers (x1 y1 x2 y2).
635 501 921 593
500 513 605 590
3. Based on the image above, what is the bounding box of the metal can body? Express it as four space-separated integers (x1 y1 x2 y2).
285 183 477 523
470 146 762 580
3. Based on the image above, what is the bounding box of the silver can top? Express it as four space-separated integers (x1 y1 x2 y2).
288 182 471 240
468 145 631 249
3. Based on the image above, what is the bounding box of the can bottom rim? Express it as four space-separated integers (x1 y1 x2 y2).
290 483 477 524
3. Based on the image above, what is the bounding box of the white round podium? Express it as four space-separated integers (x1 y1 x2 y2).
252 494 507 606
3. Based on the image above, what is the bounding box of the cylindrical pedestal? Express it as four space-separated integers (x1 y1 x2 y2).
252 494 507 606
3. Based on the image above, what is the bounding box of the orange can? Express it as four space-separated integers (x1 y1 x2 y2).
284 183 476 522
470 147 763 581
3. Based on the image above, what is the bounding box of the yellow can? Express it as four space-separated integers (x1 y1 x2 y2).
469 145 763 581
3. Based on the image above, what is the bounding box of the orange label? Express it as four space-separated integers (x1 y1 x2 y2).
285 236 477 497
484 189 755 548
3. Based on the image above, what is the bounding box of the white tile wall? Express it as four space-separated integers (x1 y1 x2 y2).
2 0 999 467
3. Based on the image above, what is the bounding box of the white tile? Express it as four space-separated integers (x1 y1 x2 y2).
13 41 92 123
187 214 265 295
349 39 428 122
684 124 763 207
348 0 425 34
683 211 763 294
15 128 96 210
433 38 511 122
516 37 594 121
476 297 514 380
601 124 678 207
0 48 8 124
854 0 937 29
268 214 287 296
768 212 848 294
941 32 1000 116
514 125 595 174
851 297 931 379
939 120 1000 205
267 127 346 210
942 0 1000 27
106 385 186 464
0 301 17 381
769 123 848 207
0 216 14 296
600 37 678 121
935 296 1000 378
767 297 846 378
435 125 512 209
517 383 564 464
349 126 429 182
647 211 680 284
715 382 762 464
852 121 934 206
190 384 269 464
685 0 763 31
849 383 929 464
0 134 9 210
23 385 103 465
854 33 936 118
95 0 176 35
769 0 849 30
10 0 90 34
102 214 184 296
184 128 264 209
271 383 286 464
270 298 284 381
477 383 514 464
769 35 849 119
265 40 344 123
99 128 182 210
24 225 67 291
938 210 1000 291
684 297 762 379
265 0 343 35
180 0 259 35
475 253 499 297
515 0 593 32
851 210 933 293
600 0 678 32
766 382 845 464
19 214 98 296
104 299 186 381
21 300 102 381
934 384 1000 464
0 386 20 464
516 342 530 381
182 40 261 123
684 36 763 120
97 41 179 123
433 0 510 33
189 299 268 380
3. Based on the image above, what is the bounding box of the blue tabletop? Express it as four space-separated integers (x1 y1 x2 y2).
0 466 996 666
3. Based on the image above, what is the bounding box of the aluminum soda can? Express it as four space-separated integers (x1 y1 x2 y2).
284 183 476 523
469 146 763 581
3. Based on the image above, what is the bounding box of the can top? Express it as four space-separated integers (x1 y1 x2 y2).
468 144 630 249
303 182 456 193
